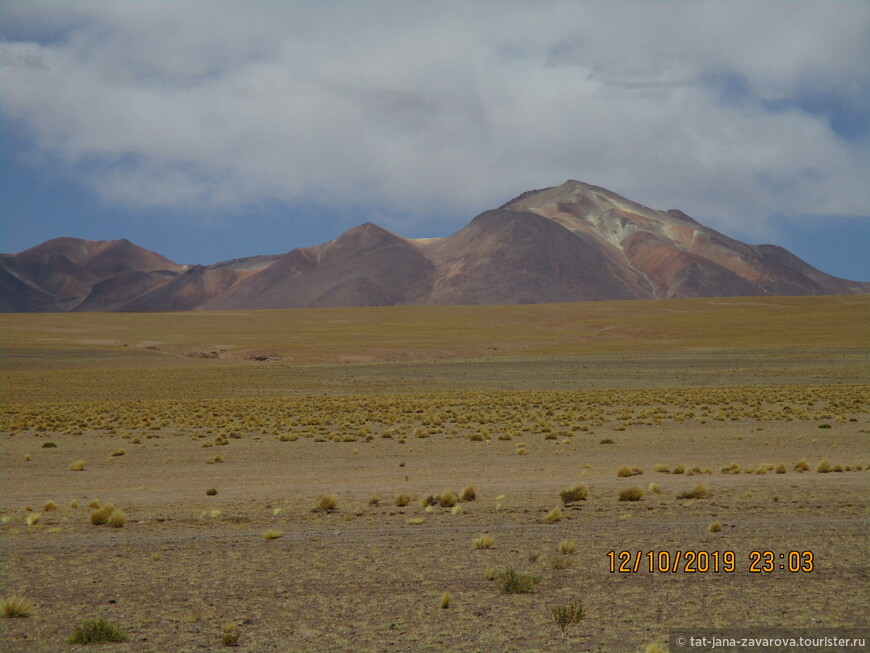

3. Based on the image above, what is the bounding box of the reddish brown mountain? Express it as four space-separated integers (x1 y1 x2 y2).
2 181 866 312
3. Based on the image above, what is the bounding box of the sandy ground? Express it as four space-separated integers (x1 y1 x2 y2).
1 413 867 652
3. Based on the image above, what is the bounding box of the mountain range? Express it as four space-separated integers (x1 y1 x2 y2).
2 180 867 312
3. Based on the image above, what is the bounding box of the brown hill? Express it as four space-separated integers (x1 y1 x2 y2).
3 182 867 312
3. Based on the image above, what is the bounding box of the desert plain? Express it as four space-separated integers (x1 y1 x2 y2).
1 295 868 652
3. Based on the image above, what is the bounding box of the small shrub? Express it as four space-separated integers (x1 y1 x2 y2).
206 488 217 496
316 495 337 511
42 442 57 448
68 618 128 644
708 522 722 533
648 483 661 494
484 566 496 581
775 463 787 474
619 486 644 501
90 504 116 525
544 507 562 523
459 485 477 502
206 455 223 464
25 512 41 526
496 568 539 594
407 517 425 525
221 625 240 647
653 464 669 473
550 555 573 570
599 439 614 444
107 510 126 528
88 500 101 509
261 529 283 540
816 460 832 473
794 459 810 472
558 539 576 555
616 465 633 477
677 483 709 499
551 602 584 636
70 500 79 509
43 500 58 511
395 494 411 507
109 449 125 457
439 591 452 609
69 460 85 471
817 423 831 429
438 491 458 507
1 595 32 618
472 534 494 549
368 495 380 506
671 465 685 475
560 485 587 504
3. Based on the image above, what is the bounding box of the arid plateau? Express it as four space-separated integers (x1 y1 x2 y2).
1 296 868 652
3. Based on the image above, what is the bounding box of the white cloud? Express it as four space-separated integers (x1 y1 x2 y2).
1 0 868 238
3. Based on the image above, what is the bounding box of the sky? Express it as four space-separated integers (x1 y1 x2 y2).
1 0 868 280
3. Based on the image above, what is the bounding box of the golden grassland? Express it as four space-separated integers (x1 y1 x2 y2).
1 296 868 651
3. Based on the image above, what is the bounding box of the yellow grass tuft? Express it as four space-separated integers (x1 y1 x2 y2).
89 503 116 525
2 595 32 618
25 512 41 526
816 459 832 473
560 484 588 504
395 494 411 507
315 494 337 511
68 460 85 471
708 522 722 533
438 491 458 507
544 507 562 523
558 539 577 555
261 529 283 540
406 517 425 525
43 500 58 511
472 534 494 549
619 486 644 501
107 509 126 528
459 485 477 502
677 483 709 499
439 591 452 609
648 482 661 494
794 459 810 472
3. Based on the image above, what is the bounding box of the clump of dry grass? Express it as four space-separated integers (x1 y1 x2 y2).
671 465 685 475
438 491 458 507
653 464 669 473
43 500 58 511
472 534 494 549
439 591 452 609
544 507 562 523
395 494 411 507
495 568 539 594
619 486 644 501
708 522 722 533
368 495 380 506
107 509 126 528
315 495 337 512
221 623 240 647
1 595 32 618
559 485 588 504
484 567 496 581
648 483 661 494
89 503 124 526
88 500 101 509
550 555 573 570
816 460 832 473
109 449 125 457
205 455 223 464
551 602 584 636
617 465 643 477
68 618 128 644
558 539 576 555
459 485 477 502
68 460 85 471
261 529 283 540
677 483 709 499
775 463 787 474
407 517 425 525
25 512 42 526
794 459 810 472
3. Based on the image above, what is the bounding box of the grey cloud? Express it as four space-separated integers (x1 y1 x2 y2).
0 0 867 238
